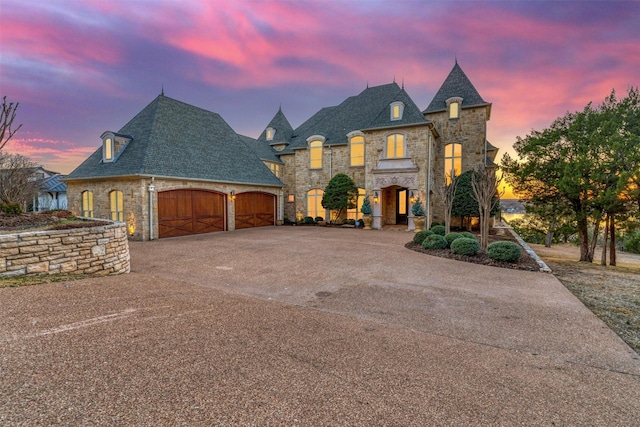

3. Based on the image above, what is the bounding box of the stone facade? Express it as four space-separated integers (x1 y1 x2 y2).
0 221 130 278
66 177 281 241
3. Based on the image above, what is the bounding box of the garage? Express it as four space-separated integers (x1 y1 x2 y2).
235 192 276 229
158 189 226 238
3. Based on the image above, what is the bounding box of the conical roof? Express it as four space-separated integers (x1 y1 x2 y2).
424 61 489 113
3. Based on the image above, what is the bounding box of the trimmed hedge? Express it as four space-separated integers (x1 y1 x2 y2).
444 232 462 247
430 225 446 235
459 231 476 240
450 237 480 256
487 241 522 263
422 234 448 249
413 229 434 245
302 216 315 224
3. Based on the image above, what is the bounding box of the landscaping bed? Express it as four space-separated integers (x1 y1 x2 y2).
405 231 541 271
0 211 111 234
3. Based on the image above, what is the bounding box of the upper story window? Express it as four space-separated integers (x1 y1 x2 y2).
266 127 275 141
268 162 280 177
446 97 463 119
350 135 365 166
81 191 94 218
103 137 114 162
386 133 405 158
390 101 405 121
110 190 124 222
307 135 325 169
444 143 462 184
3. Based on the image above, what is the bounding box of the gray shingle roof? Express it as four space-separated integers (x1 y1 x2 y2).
424 61 490 113
239 134 282 164
66 95 283 187
280 83 429 154
257 108 294 145
40 174 67 193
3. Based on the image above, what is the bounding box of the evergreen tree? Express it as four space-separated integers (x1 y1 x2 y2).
322 173 358 221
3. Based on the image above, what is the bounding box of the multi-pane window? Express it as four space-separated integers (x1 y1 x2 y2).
307 189 324 218
109 190 124 222
386 133 404 158
81 191 94 218
269 162 280 177
350 136 365 166
347 188 366 220
309 140 323 169
444 143 462 184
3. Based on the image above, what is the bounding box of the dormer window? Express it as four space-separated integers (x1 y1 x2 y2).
266 127 275 141
390 101 405 121
446 97 463 119
101 131 131 163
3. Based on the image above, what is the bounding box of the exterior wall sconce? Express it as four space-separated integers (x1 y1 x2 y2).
288 194 295 202
229 190 236 201
373 191 379 204
409 191 416 203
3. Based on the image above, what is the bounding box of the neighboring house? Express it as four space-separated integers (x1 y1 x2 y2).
65 61 497 240
34 171 68 211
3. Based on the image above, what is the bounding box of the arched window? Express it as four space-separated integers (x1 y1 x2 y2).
109 190 124 222
390 101 405 121
309 140 323 169
266 127 275 141
307 189 324 218
386 133 405 158
444 143 462 184
347 188 366 220
81 191 94 218
350 135 365 166
103 137 114 162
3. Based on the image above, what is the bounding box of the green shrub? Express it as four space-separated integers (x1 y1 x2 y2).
623 231 640 254
0 202 22 215
459 231 476 240
315 216 324 223
411 199 425 216
422 234 448 249
430 224 445 235
444 232 462 247
450 237 480 256
487 241 522 263
413 229 434 245
303 216 315 224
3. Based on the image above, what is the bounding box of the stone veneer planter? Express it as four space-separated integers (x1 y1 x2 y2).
0 221 130 278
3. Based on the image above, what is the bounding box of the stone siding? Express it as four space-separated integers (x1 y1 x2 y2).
0 222 130 278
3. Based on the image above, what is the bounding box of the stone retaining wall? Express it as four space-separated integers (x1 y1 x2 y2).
0 221 130 278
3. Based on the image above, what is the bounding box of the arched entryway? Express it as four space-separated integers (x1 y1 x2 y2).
158 189 226 238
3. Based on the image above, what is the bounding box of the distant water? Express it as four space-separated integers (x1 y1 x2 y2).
502 213 526 224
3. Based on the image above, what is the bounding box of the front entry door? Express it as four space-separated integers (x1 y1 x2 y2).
396 189 408 225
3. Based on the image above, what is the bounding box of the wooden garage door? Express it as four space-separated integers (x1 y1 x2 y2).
235 192 275 229
158 189 226 238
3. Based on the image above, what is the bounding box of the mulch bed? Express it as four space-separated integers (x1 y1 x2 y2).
0 211 111 233
405 231 542 272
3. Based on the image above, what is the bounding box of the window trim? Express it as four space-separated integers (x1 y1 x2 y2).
390 101 405 121
306 135 326 169
348 131 365 167
446 97 463 120
444 143 462 184
81 190 94 218
385 132 407 159
266 127 275 141
307 188 325 218
109 190 124 222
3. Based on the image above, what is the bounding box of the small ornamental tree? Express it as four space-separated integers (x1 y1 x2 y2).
411 199 425 217
322 173 358 221
361 195 372 215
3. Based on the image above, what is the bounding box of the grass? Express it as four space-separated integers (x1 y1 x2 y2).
533 243 640 355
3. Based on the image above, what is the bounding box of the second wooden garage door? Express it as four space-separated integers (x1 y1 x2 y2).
235 192 275 229
158 189 226 238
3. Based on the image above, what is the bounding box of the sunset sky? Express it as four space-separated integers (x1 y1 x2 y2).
1 0 639 197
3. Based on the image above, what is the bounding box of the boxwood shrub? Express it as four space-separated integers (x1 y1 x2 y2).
487 241 522 263
444 232 462 247
413 229 434 245
430 224 446 235
422 234 448 249
459 231 476 240
450 237 480 256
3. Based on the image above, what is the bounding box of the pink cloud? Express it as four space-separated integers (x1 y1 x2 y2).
3 136 96 175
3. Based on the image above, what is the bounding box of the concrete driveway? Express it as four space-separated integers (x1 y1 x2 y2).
1 226 639 425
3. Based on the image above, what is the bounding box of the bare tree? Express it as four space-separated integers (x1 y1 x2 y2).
0 96 23 153
435 173 458 234
0 152 38 209
471 167 503 251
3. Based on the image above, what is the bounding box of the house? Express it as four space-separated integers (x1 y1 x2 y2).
65 61 497 240
34 170 67 211
0 165 66 212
